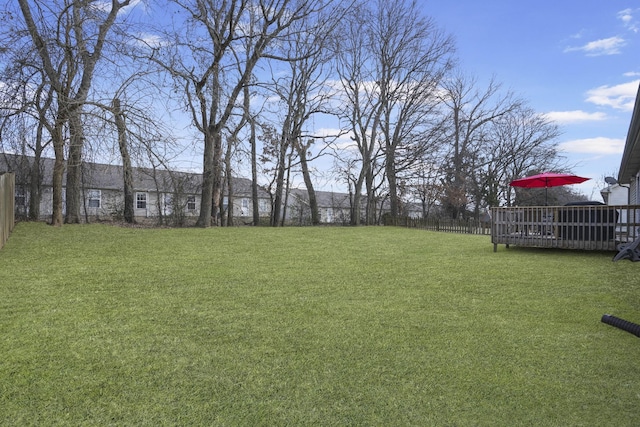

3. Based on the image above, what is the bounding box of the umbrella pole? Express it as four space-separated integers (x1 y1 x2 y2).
545 186 548 205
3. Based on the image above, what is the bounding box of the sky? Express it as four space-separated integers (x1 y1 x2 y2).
140 0 639 201
3 0 637 203
423 0 640 200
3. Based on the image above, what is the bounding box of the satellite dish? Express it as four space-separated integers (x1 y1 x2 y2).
604 176 618 185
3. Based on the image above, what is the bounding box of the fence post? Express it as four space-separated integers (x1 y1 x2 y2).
0 172 16 250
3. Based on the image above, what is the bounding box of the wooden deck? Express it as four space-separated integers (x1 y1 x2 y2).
491 205 640 252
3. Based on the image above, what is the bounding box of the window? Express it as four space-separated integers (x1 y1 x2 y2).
15 187 27 207
259 199 270 213
136 192 147 209
187 196 196 210
87 189 101 208
326 208 334 223
14 187 27 216
163 193 173 215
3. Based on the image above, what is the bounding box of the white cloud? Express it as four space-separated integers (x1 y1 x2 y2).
136 33 166 49
315 128 355 150
93 0 143 14
569 29 587 39
544 110 608 124
314 127 343 136
557 137 625 154
585 80 640 111
618 8 639 32
564 36 626 56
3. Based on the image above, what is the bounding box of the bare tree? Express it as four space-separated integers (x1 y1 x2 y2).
482 105 562 207
265 17 338 225
372 0 455 218
333 3 383 225
223 115 250 226
241 82 262 225
406 152 446 218
333 0 453 224
438 73 521 219
0 55 54 220
14 0 131 225
151 0 330 227
110 98 135 223
287 5 346 225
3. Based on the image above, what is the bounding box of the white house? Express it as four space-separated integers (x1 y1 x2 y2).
618 84 640 204
2 153 390 226
1 154 272 225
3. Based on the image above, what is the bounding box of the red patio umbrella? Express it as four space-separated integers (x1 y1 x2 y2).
509 172 590 205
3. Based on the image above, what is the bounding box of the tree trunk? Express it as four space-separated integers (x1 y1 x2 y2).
280 150 294 227
365 164 376 225
28 102 51 221
112 98 135 224
51 157 65 226
298 146 319 225
386 155 399 218
212 132 224 226
250 117 259 226
350 160 367 226
225 141 234 226
350 189 361 226
50 121 65 227
65 110 84 224
271 134 289 227
197 131 215 227
28 151 42 220
244 84 260 226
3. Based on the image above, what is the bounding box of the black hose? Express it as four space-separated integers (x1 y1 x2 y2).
601 314 640 338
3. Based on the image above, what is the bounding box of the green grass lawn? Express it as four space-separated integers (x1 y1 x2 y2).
1 222 639 425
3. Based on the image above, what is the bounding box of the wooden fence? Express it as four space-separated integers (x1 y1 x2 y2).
386 216 491 235
0 172 15 250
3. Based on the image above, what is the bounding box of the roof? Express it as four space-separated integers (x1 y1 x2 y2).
0 154 270 198
618 83 640 183
290 188 398 211
290 188 352 209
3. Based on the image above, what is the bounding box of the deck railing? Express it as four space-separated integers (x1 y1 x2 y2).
491 205 640 252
